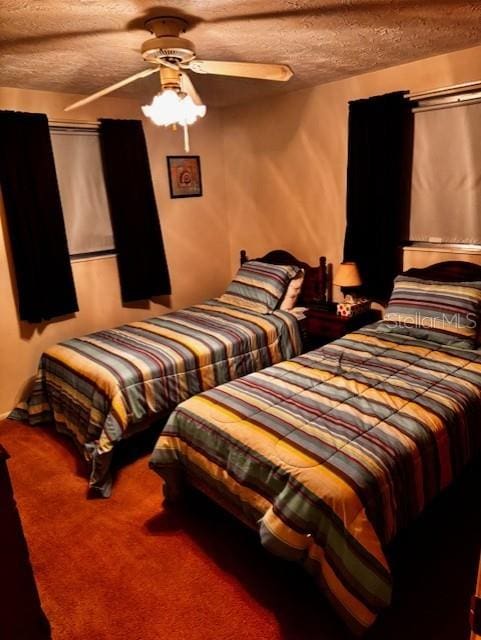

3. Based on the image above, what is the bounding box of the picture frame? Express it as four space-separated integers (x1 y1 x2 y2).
166 155 203 198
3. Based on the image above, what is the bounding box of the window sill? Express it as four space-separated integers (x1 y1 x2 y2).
404 243 481 254
70 251 117 263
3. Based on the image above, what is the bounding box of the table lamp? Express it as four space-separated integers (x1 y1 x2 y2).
333 262 362 301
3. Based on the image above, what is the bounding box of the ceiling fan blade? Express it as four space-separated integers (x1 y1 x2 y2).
64 67 159 112
181 73 203 105
186 60 293 82
158 58 181 71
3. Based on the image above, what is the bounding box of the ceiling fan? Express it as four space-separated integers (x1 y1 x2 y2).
64 16 293 113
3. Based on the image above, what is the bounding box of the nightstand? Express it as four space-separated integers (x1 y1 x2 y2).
301 304 381 351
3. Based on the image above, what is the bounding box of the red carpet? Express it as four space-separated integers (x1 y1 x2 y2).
1 418 479 640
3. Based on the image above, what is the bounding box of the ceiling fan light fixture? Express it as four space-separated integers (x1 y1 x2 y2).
142 89 206 127
64 14 292 151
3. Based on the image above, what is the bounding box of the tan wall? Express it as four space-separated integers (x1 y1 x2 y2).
221 44 481 287
0 87 229 414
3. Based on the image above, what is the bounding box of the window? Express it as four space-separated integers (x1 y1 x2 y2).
50 127 114 257
410 101 481 245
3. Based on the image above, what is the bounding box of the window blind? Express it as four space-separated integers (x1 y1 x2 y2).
410 102 481 245
50 129 114 256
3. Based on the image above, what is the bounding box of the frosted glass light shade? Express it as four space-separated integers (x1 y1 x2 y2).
142 90 206 127
333 262 362 287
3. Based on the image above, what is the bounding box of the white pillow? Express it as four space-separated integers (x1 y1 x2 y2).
279 270 305 310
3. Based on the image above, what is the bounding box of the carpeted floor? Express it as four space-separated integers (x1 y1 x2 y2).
1 418 480 640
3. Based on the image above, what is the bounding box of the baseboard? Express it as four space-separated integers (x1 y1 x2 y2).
0 411 12 421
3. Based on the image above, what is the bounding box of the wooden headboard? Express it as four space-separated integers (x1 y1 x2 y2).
240 249 330 304
404 260 481 282
240 249 311 270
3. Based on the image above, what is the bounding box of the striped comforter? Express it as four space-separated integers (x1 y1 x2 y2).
11 300 301 496
150 324 481 634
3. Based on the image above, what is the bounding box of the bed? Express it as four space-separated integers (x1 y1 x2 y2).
11 250 326 497
150 260 481 635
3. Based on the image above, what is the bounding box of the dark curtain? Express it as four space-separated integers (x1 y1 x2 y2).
343 91 413 301
99 119 171 303
0 110 78 322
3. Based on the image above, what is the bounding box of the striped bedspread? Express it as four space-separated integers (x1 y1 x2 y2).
11 299 301 496
150 324 481 634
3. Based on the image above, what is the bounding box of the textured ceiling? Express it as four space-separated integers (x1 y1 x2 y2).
1 0 481 108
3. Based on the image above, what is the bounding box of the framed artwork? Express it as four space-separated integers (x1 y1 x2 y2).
166 155 203 198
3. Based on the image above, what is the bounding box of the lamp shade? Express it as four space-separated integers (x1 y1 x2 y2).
333 262 362 287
